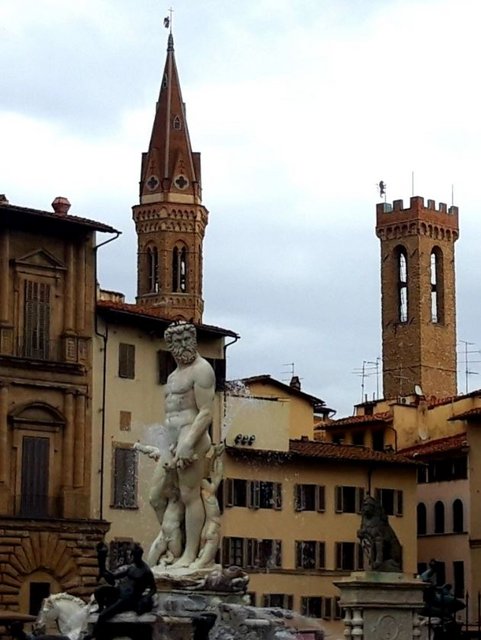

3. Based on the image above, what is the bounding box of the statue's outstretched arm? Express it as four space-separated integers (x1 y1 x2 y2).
134 442 161 460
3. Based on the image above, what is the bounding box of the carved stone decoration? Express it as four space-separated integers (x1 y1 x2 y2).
374 614 399 639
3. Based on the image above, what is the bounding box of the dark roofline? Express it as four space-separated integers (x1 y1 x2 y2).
96 300 238 339
0 202 119 234
399 432 468 458
226 439 417 467
327 411 393 428
231 374 325 407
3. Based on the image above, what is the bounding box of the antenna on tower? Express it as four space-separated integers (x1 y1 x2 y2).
411 171 415 196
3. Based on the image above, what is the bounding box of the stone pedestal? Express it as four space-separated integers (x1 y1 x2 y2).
334 571 427 640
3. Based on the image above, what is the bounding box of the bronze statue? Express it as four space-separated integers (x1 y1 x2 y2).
87 543 156 639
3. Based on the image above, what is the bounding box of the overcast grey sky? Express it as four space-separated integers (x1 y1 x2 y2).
2 0 481 416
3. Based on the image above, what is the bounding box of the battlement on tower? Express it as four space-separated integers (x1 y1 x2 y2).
376 195 459 239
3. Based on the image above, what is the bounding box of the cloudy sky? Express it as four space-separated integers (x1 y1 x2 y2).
2 0 481 416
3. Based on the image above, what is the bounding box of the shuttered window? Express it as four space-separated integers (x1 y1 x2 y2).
262 594 293 609
157 349 176 384
20 436 49 517
295 541 326 569
335 486 365 513
375 488 403 516
24 280 51 359
335 541 364 570
294 484 325 512
112 447 138 508
118 343 135 379
222 537 282 569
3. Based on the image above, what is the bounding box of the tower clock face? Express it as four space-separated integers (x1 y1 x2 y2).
146 175 160 191
174 174 189 190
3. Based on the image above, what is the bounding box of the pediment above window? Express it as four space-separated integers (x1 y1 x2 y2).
9 401 65 431
14 249 67 271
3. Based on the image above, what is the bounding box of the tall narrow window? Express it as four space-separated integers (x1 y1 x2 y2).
417 503 427 535
172 245 188 293
430 248 443 323
434 500 445 534
112 446 138 509
24 280 51 359
118 343 135 379
452 499 464 533
147 247 159 292
397 248 408 323
19 436 50 517
453 561 465 598
180 247 187 291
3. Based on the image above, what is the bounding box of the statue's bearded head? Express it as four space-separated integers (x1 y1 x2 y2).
165 322 198 365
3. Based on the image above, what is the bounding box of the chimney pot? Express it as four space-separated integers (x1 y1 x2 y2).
290 375 301 391
52 197 71 216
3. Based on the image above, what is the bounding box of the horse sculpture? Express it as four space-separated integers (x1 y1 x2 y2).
34 593 94 640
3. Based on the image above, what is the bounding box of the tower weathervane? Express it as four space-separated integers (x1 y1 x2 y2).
377 180 386 202
163 7 174 33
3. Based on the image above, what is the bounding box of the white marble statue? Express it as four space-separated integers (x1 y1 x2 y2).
136 322 218 573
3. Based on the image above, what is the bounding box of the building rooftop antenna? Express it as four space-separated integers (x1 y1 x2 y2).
353 359 381 402
458 340 481 394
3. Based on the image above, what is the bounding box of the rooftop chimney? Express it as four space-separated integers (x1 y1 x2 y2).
290 375 301 391
52 197 71 216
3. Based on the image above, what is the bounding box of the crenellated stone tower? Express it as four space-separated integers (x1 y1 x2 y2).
132 33 207 323
376 196 459 399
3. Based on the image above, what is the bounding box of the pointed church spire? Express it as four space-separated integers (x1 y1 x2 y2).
133 33 208 324
139 33 202 205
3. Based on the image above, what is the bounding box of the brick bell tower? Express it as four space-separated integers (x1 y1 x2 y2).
132 33 207 323
376 196 459 399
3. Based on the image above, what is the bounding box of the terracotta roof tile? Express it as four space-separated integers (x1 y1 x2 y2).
449 407 481 421
226 440 416 466
427 389 481 408
289 439 414 465
326 411 392 428
399 433 467 457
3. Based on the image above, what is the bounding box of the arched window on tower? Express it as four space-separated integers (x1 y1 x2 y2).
430 247 444 323
452 499 464 533
172 245 187 293
147 246 159 293
417 502 427 535
397 247 408 323
434 500 445 534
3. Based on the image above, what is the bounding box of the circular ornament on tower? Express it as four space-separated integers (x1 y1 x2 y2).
146 175 160 191
174 174 189 190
